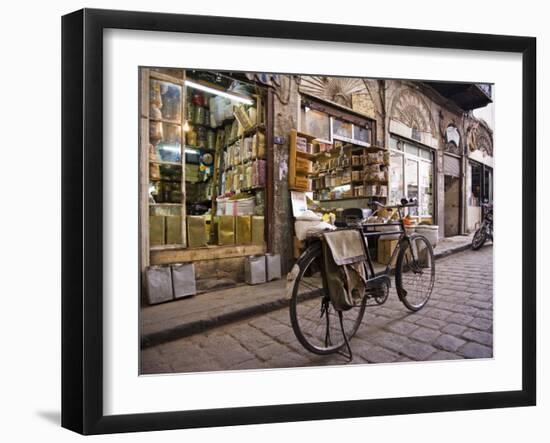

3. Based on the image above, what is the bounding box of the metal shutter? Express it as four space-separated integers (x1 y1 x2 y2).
444 155 460 177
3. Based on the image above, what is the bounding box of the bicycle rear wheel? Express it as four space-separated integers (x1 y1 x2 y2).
395 234 435 312
471 227 487 250
289 242 366 355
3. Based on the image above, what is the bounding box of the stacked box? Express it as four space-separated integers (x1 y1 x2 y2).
235 215 252 245
166 216 182 244
251 216 265 246
377 239 399 265
149 215 165 246
218 215 235 245
187 216 207 248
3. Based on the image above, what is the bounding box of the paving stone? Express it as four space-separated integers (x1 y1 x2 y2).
140 246 493 372
433 334 466 352
458 342 493 359
466 299 493 310
354 342 400 363
462 329 493 347
427 350 465 361
441 323 468 337
414 317 447 330
468 317 493 331
399 341 437 360
252 342 294 362
476 310 493 320
410 327 441 343
385 320 419 335
446 312 475 325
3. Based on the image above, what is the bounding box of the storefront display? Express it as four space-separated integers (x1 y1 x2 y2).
142 68 268 264
389 137 434 218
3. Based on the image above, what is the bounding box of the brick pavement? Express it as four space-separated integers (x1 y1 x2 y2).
141 245 493 374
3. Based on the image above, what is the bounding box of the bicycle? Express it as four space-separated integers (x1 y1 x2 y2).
472 202 493 250
288 199 435 359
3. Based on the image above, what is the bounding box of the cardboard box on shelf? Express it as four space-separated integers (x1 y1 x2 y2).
187 216 207 248
166 216 182 244
149 215 165 246
377 238 399 265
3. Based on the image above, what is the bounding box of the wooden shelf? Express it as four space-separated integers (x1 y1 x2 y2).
149 117 182 125
296 150 316 160
150 160 182 167
317 195 387 202
150 203 182 206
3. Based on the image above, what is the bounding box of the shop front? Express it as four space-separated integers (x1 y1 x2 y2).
139 68 274 298
138 71 494 306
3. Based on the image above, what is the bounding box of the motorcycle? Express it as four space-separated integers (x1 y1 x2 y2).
472 202 493 250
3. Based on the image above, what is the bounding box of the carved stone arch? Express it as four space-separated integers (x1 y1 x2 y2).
390 87 435 135
466 118 493 157
298 75 379 119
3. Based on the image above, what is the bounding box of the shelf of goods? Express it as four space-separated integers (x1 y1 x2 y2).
289 128 390 203
146 71 267 252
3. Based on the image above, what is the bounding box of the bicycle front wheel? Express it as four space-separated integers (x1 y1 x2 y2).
395 234 435 312
289 242 366 355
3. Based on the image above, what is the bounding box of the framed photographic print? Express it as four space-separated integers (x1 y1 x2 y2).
62 8 536 435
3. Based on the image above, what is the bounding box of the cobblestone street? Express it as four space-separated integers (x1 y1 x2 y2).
141 245 493 374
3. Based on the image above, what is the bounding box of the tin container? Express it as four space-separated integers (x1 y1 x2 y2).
144 265 173 305
244 255 266 285
265 254 281 281
171 263 196 299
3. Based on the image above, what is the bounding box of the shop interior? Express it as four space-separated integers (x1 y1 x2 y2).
146 69 267 252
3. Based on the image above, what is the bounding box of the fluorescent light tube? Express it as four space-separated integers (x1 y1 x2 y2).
185 80 254 105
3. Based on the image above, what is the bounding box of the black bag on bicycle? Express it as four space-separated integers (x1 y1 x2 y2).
322 230 368 311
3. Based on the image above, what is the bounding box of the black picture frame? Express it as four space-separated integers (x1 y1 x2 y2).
62 8 536 435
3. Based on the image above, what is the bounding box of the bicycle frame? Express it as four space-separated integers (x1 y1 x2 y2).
356 203 417 279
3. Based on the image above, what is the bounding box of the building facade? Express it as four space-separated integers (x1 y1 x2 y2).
139 69 493 294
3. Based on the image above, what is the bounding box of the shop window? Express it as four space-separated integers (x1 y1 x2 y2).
389 151 404 204
303 108 331 141
483 168 493 203
143 68 268 252
353 125 370 144
404 143 419 157
332 118 353 141
406 158 419 215
470 162 482 207
300 100 373 146
419 161 433 216
389 136 433 217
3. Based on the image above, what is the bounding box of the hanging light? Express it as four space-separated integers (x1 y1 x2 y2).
185 79 253 105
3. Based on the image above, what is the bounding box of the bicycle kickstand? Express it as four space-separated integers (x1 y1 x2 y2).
337 311 353 362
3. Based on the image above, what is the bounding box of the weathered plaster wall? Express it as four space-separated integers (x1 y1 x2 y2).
271 76 300 274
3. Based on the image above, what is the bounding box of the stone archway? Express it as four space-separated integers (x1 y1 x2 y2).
390 87 435 136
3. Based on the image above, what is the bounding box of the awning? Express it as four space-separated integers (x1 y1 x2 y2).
424 82 492 111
